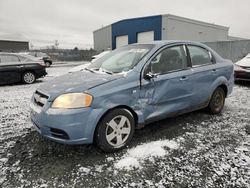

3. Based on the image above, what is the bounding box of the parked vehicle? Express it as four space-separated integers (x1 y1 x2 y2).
30 41 234 152
28 52 53 67
68 51 110 73
91 50 110 63
234 53 250 81
0 53 47 85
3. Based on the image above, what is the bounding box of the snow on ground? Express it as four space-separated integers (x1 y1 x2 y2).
0 65 74 185
115 139 179 170
0 65 250 187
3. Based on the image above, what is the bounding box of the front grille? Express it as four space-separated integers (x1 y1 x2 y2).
50 128 69 140
34 91 49 107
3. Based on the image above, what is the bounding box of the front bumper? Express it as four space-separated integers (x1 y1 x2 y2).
30 101 105 145
234 70 250 81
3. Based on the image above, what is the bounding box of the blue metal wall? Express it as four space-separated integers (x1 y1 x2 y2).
111 15 162 49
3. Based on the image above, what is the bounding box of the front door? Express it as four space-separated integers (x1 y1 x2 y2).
141 45 193 122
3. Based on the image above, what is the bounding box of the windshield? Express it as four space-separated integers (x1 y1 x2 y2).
88 44 154 73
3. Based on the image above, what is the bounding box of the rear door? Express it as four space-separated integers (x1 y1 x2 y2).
141 45 193 122
0 54 23 84
187 45 218 106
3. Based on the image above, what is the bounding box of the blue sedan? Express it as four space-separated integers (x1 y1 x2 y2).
30 41 234 152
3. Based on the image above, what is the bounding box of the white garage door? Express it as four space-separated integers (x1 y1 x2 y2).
116 35 128 48
137 31 154 43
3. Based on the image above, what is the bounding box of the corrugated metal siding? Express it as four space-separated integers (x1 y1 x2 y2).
0 40 29 52
111 15 162 49
204 40 250 62
93 25 112 52
163 15 229 42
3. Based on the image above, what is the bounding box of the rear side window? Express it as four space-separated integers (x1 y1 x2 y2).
188 45 213 67
18 56 32 62
0 55 19 63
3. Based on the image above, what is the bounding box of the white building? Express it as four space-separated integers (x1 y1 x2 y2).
93 14 231 52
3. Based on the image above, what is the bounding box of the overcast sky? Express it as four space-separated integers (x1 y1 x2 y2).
0 0 249 49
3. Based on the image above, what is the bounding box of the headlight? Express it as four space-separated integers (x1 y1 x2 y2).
234 64 245 71
52 93 93 109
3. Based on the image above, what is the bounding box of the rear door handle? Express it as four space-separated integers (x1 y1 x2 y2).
180 76 188 81
212 69 217 72
17 65 24 68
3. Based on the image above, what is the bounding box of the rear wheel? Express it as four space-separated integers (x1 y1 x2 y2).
207 87 225 114
95 109 135 152
45 62 51 67
22 72 36 84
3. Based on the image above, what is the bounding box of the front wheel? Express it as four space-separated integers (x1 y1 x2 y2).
95 109 135 152
207 87 225 114
22 72 36 84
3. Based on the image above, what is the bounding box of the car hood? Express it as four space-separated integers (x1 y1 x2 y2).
235 58 250 67
68 63 91 73
37 71 122 100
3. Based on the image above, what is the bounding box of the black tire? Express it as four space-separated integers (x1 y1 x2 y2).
95 108 135 152
45 62 51 67
22 72 36 84
207 87 225 114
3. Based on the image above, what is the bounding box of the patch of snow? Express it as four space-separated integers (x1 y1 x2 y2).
0 158 8 164
115 157 141 170
115 139 179 170
106 157 114 162
78 167 90 174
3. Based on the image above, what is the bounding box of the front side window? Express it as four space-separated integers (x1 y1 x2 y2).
88 44 154 73
188 45 213 67
151 45 188 74
0 55 19 63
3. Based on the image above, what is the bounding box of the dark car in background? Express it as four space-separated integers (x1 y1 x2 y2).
28 52 53 67
234 53 250 81
0 53 47 85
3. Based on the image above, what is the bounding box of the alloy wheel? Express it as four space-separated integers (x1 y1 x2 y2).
105 115 131 147
23 72 35 84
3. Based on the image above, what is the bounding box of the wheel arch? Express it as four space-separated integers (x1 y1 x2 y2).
93 105 138 141
211 76 229 97
217 84 228 97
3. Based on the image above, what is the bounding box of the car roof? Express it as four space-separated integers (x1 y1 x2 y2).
131 40 207 47
0 52 38 61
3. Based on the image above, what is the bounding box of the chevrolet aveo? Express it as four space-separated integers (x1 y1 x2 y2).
30 41 234 152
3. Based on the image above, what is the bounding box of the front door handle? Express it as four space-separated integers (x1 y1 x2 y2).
180 76 188 81
17 65 24 68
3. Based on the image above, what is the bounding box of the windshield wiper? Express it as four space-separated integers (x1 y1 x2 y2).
99 68 113 75
84 67 96 73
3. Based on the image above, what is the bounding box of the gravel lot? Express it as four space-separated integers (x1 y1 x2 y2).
0 62 250 187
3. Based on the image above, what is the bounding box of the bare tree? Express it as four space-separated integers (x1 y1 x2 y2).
55 40 59 49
